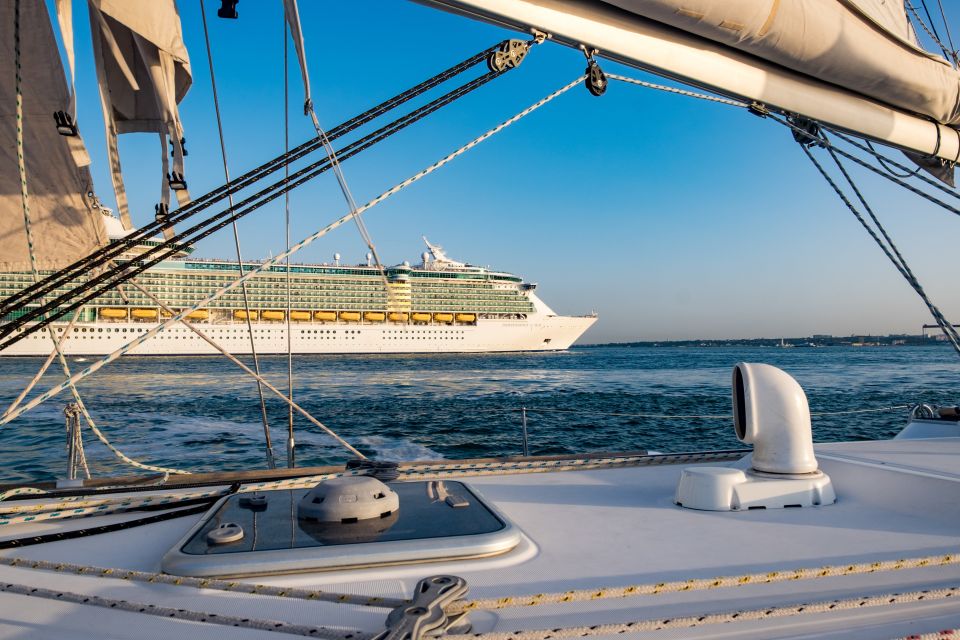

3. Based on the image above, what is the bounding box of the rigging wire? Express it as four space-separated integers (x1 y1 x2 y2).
0 42 504 319
795 132 960 358
935 0 957 64
0 55 515 350
283 16 295 469
827 129 960 200
199 0 275 470
906 1 953 61
0 74 585 427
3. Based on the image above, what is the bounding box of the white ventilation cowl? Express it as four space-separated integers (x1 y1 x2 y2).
675 363 836 511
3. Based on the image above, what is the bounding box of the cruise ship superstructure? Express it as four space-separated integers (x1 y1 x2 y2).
0 215 596 356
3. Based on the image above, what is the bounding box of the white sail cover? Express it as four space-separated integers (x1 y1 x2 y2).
600 0 960 126
0 0 107 272
88 0 192 230
419 0 960 166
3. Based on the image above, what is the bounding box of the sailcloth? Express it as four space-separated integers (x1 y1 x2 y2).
420 0 960 173
0 0 107 272
88 0 192 232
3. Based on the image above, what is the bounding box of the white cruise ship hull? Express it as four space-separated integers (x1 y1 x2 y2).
1 314 596 356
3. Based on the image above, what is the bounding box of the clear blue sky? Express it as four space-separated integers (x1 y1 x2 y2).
58 1 960 343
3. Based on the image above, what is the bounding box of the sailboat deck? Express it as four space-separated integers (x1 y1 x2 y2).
0 438 959 639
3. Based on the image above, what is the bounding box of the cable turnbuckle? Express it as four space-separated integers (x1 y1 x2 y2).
487 39 531 73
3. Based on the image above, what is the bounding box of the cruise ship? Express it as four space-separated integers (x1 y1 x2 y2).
0 215 596 356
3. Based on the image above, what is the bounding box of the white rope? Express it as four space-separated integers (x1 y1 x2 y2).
122 278 357 459
447 586 959 640
0 74 584 428
0 580 365 639
607 74 748 108
0 556 404 609
450 553 960 612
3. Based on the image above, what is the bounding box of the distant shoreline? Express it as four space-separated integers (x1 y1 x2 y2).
579 335 949 348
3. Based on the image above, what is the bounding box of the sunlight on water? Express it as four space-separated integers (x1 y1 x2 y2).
0 346 957 482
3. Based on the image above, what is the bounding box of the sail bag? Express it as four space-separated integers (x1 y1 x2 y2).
0 0 107 272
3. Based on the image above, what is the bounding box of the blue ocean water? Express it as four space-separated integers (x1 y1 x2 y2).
0 345 958 483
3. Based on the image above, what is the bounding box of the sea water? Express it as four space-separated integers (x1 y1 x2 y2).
0 345 957 483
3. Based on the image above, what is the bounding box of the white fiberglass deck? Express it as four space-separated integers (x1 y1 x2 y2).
0 438 959 639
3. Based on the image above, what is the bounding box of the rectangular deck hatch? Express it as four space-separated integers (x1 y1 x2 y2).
162 480 520 577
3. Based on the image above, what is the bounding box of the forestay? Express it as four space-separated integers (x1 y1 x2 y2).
0 0 107 272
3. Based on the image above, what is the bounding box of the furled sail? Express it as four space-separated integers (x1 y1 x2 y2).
0 0 107 272
88 0 192 232
418 0 960 171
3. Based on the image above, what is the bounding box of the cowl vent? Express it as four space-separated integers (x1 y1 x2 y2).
675 363 836 511
298 476 400 523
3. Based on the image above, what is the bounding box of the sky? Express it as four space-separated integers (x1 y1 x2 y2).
52 1 960 343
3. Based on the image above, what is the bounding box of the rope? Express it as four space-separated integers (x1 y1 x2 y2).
0 580 365 639
199 0 275 470
2 306 82 416
0 40 507 341
284 19 296 469
0 556 404 609
0 451 747 522
449 553 960 612
121 277 366 460
15 0 180 479
820 139 960 355
796 138 960 358
897 628 960 640
607 74 748 108
827 130 960 203
906 1 953 61
447 587 959 639
0 74 584 427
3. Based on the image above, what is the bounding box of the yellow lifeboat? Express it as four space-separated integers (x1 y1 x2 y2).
456 313 476 323
364 312 386 322
131 308 157 319
339 311 361 322
411 312 431 323
99 308 127 319
388 312 408 322
187 309 209 321
434 313 454 324
290 310 312 322
233 310 257 320
314 310 337 322
261 310 285 321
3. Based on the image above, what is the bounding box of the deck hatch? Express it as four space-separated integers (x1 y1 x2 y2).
162 480 520 577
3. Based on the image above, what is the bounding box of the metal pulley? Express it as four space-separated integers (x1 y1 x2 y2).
789 116 822 147
487 39 530 73
217 0 239 19
585 59 607 97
